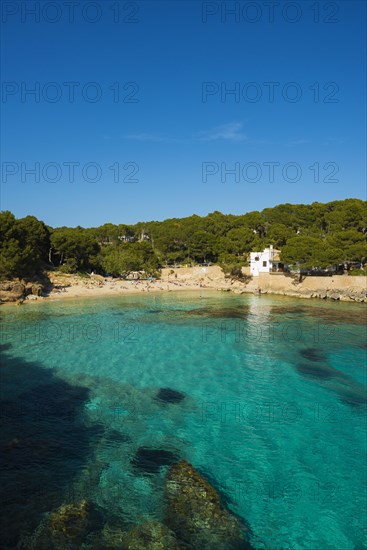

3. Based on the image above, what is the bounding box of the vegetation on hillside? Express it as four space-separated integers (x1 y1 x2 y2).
1 199 366 279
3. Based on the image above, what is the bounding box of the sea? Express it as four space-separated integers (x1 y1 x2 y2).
1 291 366 549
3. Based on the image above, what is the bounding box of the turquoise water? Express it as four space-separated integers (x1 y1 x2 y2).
1 292 366 549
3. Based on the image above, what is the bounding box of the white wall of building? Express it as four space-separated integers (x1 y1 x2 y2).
250 249 271 276
250 246 280 276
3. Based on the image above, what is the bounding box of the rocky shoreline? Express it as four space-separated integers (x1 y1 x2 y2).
240 286 367 303
0 269 366 304
0 278 47 303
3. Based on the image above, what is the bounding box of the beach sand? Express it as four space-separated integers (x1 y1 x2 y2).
17 266 366 304
44 267 245 301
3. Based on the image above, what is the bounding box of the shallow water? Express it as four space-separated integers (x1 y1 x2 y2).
1 292 366 549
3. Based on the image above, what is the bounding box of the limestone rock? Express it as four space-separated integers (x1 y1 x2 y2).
327 291 341 300
0 279 46 302
26 500 104 550
0 280 26 302
120 521 180 550
165 460 249 549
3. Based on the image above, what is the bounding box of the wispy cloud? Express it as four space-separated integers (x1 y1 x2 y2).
125 132 165 142
286 139 309 146
322 137 346 146
124 123 248 144
196 122 247 142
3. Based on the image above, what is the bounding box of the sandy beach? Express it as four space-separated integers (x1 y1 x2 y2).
44 266 244 301
5 266 364 304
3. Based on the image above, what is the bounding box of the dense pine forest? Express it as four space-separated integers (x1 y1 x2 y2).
1 199 366 279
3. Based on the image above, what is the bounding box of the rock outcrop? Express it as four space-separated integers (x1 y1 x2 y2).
119 521 180 550
24 460 254 549
88 521 180 550
245 284 367 303
25 500 104 549
0 280 26 302
308 287 367 302
0 278 47 302
165 460 249 549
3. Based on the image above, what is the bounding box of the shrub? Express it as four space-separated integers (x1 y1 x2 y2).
348 268 366 276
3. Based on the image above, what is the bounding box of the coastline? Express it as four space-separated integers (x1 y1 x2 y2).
1 266 366 305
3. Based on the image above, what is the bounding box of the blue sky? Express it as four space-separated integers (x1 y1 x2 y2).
1 0 366 227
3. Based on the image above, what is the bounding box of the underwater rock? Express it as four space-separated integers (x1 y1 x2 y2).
132 447 179 474
186 306 249 320
155 387 186 404
104 430 132 445
299 347 326 362
87 523 125 549
296 362 335 379
120 521 180 550
27 500 104 549
165 460 248 549
336 385 367 409
89 521 180 550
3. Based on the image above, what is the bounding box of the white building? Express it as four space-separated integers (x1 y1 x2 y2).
249 245 283 276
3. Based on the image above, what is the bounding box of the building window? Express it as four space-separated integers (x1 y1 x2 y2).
263 261 267 267
255 256 259 261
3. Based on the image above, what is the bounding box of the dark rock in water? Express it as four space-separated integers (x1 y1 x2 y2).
296 362 335 379
336 385 367 409
104 430 132 445
165 460 250 549
132 447 179 474
271 306 307 315
186 307 249 320
26 500 104 549
155 387 186 404
147 309 163 314
118 521 180 549
299 347 326 362
0 342 12 352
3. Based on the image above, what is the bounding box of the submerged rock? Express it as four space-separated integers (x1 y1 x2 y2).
296 362 335 379
299 347 326 362
155 387 186 404
132 447 179 474
120 521 180 549
27 500 104 549
88 523 125 549
103 429 132 445
186 306 249 319
89 521 180 550
165 460 249 549
336 384 367 409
